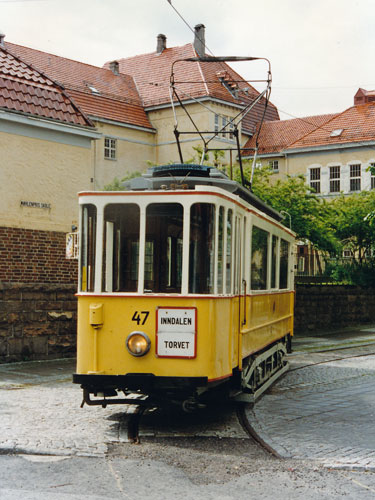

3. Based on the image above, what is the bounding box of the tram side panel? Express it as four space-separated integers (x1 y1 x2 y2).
240 291 294 358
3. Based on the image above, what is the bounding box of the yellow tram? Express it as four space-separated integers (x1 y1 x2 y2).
73 164 295 408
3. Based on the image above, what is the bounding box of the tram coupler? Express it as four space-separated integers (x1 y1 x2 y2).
80 388 151 408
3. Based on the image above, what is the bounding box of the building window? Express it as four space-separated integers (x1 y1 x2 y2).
269 160 279 172
329 166 340 193
350 164 361 191
214 114 234 141
214 114 219 134
221 116 227 139
104 138 116 160
370 163 375 189
310 168 321 193
228 118 234 140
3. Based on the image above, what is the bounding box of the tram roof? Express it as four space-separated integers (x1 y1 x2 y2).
124 164 283 222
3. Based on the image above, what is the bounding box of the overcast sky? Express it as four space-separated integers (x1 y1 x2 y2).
1 0 374 120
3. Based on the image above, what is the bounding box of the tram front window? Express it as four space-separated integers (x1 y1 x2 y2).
189 203 215 294
145 203 183 293
80 204 96 292
103 204 140 292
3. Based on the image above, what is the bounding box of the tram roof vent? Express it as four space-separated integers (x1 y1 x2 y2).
145 164 228 179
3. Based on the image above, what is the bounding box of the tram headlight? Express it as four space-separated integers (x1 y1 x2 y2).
126 331 151 357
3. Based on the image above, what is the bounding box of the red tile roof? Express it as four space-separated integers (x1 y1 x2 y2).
0 46 93 127
286 103 375 150
108 44 279 133
242 113 337 155
5 42 154 130
68 89 154 130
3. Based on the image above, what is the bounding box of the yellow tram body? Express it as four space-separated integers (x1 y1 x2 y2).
73 164 295 407
77 293 293 381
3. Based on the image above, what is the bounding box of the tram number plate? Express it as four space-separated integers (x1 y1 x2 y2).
156 308 197 358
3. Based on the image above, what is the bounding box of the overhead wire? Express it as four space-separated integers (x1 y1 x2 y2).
165 0 272 179
167 1 375 161
0 0 53 2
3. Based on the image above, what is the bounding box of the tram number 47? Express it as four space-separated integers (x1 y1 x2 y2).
132 311 150 325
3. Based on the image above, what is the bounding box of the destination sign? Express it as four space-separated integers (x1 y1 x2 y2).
156 308 196 358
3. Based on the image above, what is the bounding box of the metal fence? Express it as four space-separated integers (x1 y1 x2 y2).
294 251 375 284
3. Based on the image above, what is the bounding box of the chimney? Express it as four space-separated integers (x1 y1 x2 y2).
0 32 5 48
109 61 120 76
109 60 119 76
194 24 205 58
156 34 167 54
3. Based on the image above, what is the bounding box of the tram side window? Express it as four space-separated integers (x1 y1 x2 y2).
251 226 269 290
189 203 215 294
81 204 96 292
271 235 278 288
226 209 233 293
145 203 183 293
217 206 224 294
103 204 140 292
280 239 289 289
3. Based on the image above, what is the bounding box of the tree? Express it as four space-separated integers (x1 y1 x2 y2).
247 166 339 253
103 171 142 191
327 191 375 261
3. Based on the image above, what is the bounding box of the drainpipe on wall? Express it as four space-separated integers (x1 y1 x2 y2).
92 139 97 191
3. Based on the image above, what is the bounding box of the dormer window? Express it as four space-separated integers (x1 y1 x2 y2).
87 85 101 95
217 71 239 99
330 128 343 137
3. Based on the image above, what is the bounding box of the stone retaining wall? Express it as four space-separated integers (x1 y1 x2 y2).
0 283 77 363
2 283 375 362
294 284 375 334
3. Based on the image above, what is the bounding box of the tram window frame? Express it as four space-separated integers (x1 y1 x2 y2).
80 204 97 292
102 203 140 293
145 203 184 294
250 225 269 290
234 216 241 295
226 209 233 294
271 235 278 289
189 203 216 294
279 239 290 289
217 206 225 294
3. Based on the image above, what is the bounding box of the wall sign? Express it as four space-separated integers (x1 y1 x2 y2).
20 201 51 209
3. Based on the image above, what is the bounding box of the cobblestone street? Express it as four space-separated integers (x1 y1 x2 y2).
246 344 375 471
1 330 375 473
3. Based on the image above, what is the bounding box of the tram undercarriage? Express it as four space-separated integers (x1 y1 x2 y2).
76 336 290 410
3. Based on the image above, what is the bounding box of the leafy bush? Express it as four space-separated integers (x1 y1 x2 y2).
325 260 375 286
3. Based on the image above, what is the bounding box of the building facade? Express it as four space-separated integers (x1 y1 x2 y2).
0 43 100 283
243 92 375 199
